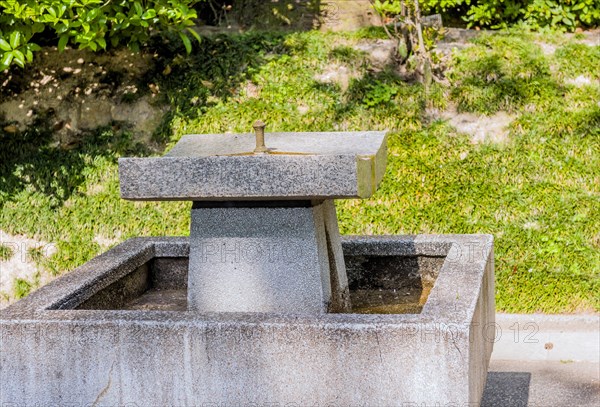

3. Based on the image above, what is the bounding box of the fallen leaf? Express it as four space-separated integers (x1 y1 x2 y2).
3 125 18 133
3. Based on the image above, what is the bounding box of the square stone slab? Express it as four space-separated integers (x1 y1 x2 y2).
119 131 387 201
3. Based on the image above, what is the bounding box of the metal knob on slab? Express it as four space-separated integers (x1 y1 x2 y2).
253 120 268 154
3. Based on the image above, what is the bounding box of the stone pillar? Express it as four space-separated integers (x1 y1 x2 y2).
322 200 351 312
188 200 349 314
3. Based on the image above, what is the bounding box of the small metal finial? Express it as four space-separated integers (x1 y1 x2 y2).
252 120 268 154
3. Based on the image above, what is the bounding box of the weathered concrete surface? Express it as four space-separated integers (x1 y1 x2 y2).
492 313 600 362
0 235 494 406
188 201 349 313
119 131 388 200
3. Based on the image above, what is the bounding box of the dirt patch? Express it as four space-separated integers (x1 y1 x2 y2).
432 105 515 144
93 232 122 250
537 32 599 57
565 75 595 87
314 64 355 91
536 41 558 56
567 29 600 47
0 230 57 308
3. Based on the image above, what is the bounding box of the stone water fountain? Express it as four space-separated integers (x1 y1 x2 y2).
0 123 495 406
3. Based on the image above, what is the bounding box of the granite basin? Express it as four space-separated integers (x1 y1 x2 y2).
0 234 494 406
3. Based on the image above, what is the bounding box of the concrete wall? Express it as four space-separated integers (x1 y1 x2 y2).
320 0 382 31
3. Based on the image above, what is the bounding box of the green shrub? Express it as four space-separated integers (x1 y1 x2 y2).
374 0 600 31
462 0 600 30
0 0 203 70
521 0 600 30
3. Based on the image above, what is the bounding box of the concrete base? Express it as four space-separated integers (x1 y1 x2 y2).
0 235 494 406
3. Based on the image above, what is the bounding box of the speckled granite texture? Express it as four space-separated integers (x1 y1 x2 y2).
187 201 349 314
0 234 494 406
118 131 387 200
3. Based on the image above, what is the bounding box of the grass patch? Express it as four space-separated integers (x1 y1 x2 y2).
553 43 600 80
0 244 13 261
350 26 389 40
0 126 189 274
1 29 598 313
330 45 369 68
449 33 562 114
13 278 32 300
337 124 599 313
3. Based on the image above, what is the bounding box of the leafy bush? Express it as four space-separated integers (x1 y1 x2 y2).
375 0 600 30
0 0 203 70
462 0 600 30
523 0 600 29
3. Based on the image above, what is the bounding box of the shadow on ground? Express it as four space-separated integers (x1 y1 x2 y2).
0 122 146 209
483 360 600 407
481 371 531 407
0 32 294 209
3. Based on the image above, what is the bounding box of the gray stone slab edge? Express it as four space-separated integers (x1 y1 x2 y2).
118 130 388 201
119 155 366 200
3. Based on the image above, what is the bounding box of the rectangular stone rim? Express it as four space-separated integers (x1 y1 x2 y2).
1 235 493 328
